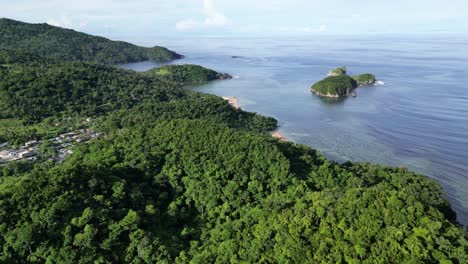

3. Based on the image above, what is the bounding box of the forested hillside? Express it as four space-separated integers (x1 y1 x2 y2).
0 120 466 263
0 49 53 65
0 23 466 263
0 54 275 143
0 18 182 64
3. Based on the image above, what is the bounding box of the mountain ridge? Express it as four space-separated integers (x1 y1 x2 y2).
0 18 182 64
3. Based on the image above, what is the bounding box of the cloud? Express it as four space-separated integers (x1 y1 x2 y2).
47 15 88 29
175 0 227 31
203 0 227 26
303 24 327 33
319 24 327 32
176 19 198 31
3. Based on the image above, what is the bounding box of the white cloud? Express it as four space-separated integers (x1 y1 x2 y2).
175 0 227 31
176 19 197 31
203 0 227 26
303 24 327 33
319 24 327 32
47 15 88 29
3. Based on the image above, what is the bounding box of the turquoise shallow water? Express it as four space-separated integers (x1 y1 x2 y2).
120 35 468 226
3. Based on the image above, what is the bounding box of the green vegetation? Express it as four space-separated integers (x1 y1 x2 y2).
0 21 466 263
0 57 275 132
0 176 18 192
0 117 89 145
329 66 347 76
353 74 376 85
311 75 358 97
0 18 182 64
0 49 52 65
312 67 378 97
0 61 268 130
148 64 232 84
0 119 466 263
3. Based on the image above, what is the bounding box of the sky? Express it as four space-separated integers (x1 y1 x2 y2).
1 0 468 39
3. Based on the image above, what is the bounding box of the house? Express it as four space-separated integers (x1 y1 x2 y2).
51 137 63 144
25 140 38 147
19 150 35 159
60 132 78 139
0 150 9 159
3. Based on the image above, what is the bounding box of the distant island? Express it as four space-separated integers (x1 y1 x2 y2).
312 66 377 97
311 75 357 97
147 64 232 84
0 18 182 64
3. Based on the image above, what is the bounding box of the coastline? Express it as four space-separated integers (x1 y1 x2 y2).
270 130 288 141
311 88 354 98
222 96 240 109
222 96 289 142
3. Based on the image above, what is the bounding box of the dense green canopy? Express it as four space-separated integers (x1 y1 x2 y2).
0 49 53 65
0 119 466 263
0 18 182 64
311 75 358 97
0 49 276 148
0 19 466 263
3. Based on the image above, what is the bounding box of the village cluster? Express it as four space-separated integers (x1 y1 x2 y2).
0 129 104 164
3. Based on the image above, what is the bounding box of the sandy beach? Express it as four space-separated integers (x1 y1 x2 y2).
223 96 288 141
270 130 288 141
222 96 240 109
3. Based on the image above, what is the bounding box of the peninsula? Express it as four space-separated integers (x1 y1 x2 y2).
148 64 232 84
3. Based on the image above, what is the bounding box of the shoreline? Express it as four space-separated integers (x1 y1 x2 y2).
222 96 240 109
222 96 289 142
270 130 288 141
311 88 354 98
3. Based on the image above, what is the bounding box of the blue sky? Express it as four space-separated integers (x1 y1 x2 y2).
1 0 468 38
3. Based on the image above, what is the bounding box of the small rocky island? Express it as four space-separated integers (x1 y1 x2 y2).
352 73 376 85
147 64 232 84
312 67 377 98
311 75 357 97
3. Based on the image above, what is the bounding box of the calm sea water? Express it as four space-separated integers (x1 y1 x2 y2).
119 35 468 226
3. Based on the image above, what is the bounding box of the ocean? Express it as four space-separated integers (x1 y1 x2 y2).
119 35 468 226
